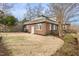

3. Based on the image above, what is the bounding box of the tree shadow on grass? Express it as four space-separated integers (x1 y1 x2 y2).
0 37 12 56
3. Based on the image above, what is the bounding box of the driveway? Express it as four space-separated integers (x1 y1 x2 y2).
0 33 64 56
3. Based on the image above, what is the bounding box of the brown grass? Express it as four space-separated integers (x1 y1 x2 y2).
0 33 64 56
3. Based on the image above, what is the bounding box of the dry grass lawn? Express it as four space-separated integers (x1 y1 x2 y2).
0 33 64 56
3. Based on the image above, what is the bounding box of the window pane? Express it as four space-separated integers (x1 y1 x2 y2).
52 25 56 30
36 23 42 30
50 24 52 30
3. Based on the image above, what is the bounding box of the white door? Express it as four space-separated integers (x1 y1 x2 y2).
31 25 34 34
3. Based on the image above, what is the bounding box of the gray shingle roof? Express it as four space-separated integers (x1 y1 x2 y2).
24 17 57 25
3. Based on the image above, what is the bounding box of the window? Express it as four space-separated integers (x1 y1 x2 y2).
24 25 29 30
36 23 42 30
52 25 57 30
50 24 52 30
26 25 29 29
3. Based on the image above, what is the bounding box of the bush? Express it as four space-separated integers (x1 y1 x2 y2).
54 33 79 56
63 34 75 43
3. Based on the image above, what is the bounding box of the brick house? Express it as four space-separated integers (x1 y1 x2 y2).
23 16 70 35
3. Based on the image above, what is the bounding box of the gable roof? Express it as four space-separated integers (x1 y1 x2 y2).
24 17 57 25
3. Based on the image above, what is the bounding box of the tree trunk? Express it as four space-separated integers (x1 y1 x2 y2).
57 13 63 38
58 23 63 38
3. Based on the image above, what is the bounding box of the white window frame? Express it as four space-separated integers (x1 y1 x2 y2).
25 25 29 29
36 23 42 30
50 24 52 30
53 24 56 30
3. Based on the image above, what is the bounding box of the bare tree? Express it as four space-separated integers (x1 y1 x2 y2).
34 3 44 17
0 10 4 18
25 3 45 21
48 3 79 38
0 3 14 16
25 3 33 20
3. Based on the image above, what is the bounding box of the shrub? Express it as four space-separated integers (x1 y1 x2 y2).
54 33 79 56
63 34 75 43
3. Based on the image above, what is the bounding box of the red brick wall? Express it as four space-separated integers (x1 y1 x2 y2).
24 24 31 33
25 22 51 35
34 23 47 35
46 22 51 34
34 22 51 35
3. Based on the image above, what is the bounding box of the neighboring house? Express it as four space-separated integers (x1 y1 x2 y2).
23 16 70 35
